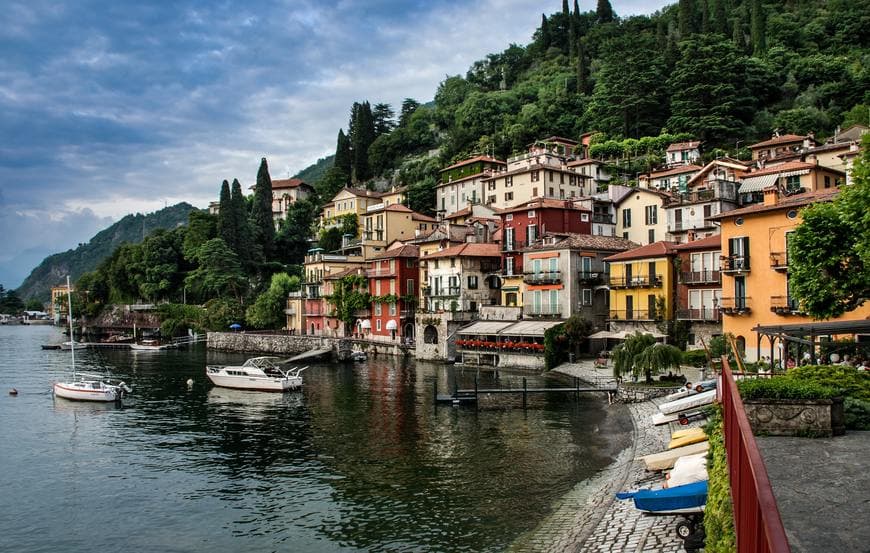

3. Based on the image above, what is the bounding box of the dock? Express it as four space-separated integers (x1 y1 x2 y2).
287 347 332 362
435 376 618 408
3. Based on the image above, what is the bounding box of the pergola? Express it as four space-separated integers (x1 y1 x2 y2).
752 320 870 366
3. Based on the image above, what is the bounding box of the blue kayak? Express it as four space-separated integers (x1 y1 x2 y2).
616 480 708 514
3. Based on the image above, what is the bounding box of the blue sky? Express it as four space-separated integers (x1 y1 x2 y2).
0 0 670 289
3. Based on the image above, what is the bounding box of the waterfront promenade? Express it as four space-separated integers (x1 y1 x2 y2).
511 361 703 553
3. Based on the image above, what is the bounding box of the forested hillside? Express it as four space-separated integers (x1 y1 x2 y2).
305 0 868 214
17 203 197 301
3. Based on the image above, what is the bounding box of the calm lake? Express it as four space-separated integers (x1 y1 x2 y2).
0 325 630 552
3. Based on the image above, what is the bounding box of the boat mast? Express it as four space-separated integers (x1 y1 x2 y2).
67 276 75 379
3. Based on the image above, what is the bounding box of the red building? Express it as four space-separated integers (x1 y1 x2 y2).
673 234 722 348
499 198 593 277
364 243 420 341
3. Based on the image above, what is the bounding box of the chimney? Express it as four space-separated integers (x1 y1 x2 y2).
763 185 779 207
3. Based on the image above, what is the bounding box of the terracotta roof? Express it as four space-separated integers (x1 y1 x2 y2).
436 171 490 187
538 136 579 145
741 160 842 178
614 187 674 205
666 141 701 152
370 244 420 259
444 206 472 219
412 212 438 223
524 233 638 252
566 158 604 167
644 164 704 179
323 267 365 280
603 241 678 262
673 234 721 251
440 155 505 172
337 186 407 199
409 224 473 244
272 178 311 190
497 197 591 214
425 242 502 259
749 134 810 149
709 189 840 220
482 164 592 181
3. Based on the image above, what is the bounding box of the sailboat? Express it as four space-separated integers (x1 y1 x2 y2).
52 277 131 402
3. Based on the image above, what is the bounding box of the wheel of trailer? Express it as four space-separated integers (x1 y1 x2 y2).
676 519 694 539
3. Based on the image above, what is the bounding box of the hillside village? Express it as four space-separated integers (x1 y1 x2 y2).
245 126 869 368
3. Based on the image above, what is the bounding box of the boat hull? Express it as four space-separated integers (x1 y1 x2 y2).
206 373 301 392
53 382 120 402
617 480 708 514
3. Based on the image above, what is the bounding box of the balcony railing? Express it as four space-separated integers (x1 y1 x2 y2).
676 308 721 321
524 306 562 318
523 271 562 285
770 296 801 314
363 229 385 241
719 296 752 314
608 309 655 321
366 268 395 278
721 255 750 273
502 239 526 252
680 270 721 284
592 214 614 224
609 275 663 288
769 252 788 272
578 270 605 284
428 287 461 297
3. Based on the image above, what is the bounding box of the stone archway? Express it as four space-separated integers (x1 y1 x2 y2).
404 323 415 340
423 325 438 344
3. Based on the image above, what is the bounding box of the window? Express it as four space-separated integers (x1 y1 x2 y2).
532 187 538 196
527 224 537 244
505 256 514 276
623 231 629 239
376 280 382 295
824 176 831 188
648 294 657 318
785 175 801 192
581 212 589 222
549 171 554 182
389 280 395 294
376 319 382 331
648 229 655 244
505 213 513 221
703 204 712 219
531 170 539 182
487 195 496 204
406 258 414 268
506 176 513 187
406 279 414 295
467 275 478 289
548 257 558 272
488 182 496 191
549 187 554 196
528 210 536 218
505 192 513 201
375 303 382 316
450 258 455 267
622 208 632 228
434 260 439 269
559 189 565 199
582 288 592 305
560 173 564 184
645 205 657 225
389 303 396 316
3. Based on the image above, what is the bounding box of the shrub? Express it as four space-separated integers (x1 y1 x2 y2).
682 349 708 367
703 404 736 552
737 376 839 401
786 365 870 402
844 397 870 431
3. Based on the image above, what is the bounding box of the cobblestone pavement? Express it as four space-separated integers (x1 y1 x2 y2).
509 361 696 553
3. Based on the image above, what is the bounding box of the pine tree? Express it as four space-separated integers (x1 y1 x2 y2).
596 0 614 23
700 0 710 33
750 0 766 55
250 158 275 261
399 98 421 127
217 179 234 249
710 0 728 35
372 102 396 137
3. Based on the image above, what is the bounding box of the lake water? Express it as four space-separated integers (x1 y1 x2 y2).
0 325 630 552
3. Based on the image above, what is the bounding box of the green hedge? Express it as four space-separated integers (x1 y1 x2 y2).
785 365 870 401
737 377 839 400
703 404 736 552
844 397 870 430
681 348 708 367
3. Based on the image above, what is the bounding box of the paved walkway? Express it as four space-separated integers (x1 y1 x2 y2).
509 361 701 553
757 432 870 553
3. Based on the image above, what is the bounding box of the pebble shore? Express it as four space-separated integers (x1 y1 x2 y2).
510 362 700 553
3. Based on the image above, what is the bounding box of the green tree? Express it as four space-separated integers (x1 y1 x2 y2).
596 0 615 24
246 272 297 329
349 101 376 183
185 238 247 301
372 102 396 136
399 98 421 127
750 0 766 55
216 179 234 248
324 273 370 332
610 332 656 380
789 137 870 318
250 157 276 262
136 228 185 302
318 227 344 253
334 129 352 177
230 178 252 266
275 198 317 265
633 343 684 383
183 210 217 262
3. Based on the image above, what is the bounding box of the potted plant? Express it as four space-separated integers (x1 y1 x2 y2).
738 377 845 437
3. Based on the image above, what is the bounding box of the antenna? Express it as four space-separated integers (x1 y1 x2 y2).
67 276 75 379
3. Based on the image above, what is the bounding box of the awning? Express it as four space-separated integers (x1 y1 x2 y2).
359 319 371 329
458 321 515 335
500 320 563 337
738 173 777 193
386 319 398 330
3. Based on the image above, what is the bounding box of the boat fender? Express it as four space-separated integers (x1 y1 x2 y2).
9 388 18 396
186 378 194 389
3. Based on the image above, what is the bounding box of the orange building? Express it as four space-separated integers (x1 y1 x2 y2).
711 187 870 362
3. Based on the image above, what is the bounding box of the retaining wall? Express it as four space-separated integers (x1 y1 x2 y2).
207 332 333 354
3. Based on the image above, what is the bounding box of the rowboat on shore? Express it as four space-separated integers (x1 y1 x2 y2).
616 480 708 514
641 441 710 471
668 427 707 449
658 389 717 415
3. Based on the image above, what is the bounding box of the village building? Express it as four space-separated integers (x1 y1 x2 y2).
319 186 407 229
566 158 611 191
436 155 505 218
748 133 817 163
639 164 703 192
270 178 315 226
604 241 678 334
665 141 701 167
710 187 870 363
293 250 366 335
352 203 435 259
673 235 722 349
362 243 420 342
737 160 846 206
665 158 747 243
614 188 672 245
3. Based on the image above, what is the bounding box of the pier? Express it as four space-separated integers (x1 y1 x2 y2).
435 376 618 409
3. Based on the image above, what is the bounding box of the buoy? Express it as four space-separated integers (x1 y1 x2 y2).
9 388 18 396
186 378 194 389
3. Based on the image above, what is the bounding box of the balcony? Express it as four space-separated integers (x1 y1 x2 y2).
578 270 605 284
609 275 663 288
284 308 297 316
670 180 738 204
523 271 562 285
363 229 385 242
592 214 615 224
608 309 655 321
676 308 721 321
428 287 461 297
524 306 562 319
303 309 323 317
366 268 395 278
680 270 721 284
769 252 788 272
721 255 750 274
502 240 526 252
719 296 752 315
770 296 801 315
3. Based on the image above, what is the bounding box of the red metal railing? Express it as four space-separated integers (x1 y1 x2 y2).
718 358 791 553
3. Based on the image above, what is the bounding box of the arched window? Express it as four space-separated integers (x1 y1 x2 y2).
424 325 439 344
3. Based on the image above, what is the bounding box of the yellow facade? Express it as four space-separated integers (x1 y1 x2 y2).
615 189 670 245
717 190 870 362
607 257 674 323
500 275 524 307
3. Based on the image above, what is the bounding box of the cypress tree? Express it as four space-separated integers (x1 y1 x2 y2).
700 0 710 33
230 178 251 265
596 0 614 23
350 101 375 183
250 157 275 261
679 0 696 37
750 0 766 55
710 0 728 35
576 39 588 94
334 129 352 177
568 0 577 57
539 14 551 50
217 179 234 249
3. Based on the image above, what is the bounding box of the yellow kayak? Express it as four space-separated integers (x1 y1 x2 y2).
668 428 707 449
671 427 705 440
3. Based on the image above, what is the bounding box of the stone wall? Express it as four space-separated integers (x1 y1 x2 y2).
208 332 333 354
744 397 845 437
687 321 721 350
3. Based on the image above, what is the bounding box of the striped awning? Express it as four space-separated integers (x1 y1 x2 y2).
738 173 777 193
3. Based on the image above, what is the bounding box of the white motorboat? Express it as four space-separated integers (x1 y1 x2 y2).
130 339 175 351
206 357 309 392
60 341 86 351
52 277 131 403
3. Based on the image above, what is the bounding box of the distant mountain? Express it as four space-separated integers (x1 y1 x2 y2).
293 154 334 186
17 203 198 302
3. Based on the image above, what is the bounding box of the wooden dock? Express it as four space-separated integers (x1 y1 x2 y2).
435 376 617 408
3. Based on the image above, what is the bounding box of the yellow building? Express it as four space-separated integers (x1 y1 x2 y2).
615 188 671 245
711 187 870 362
319 186 408 228
49 285 72 320
604 242 678 332
359 204 436 259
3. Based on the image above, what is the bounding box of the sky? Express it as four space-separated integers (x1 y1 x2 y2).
0 0 671 289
